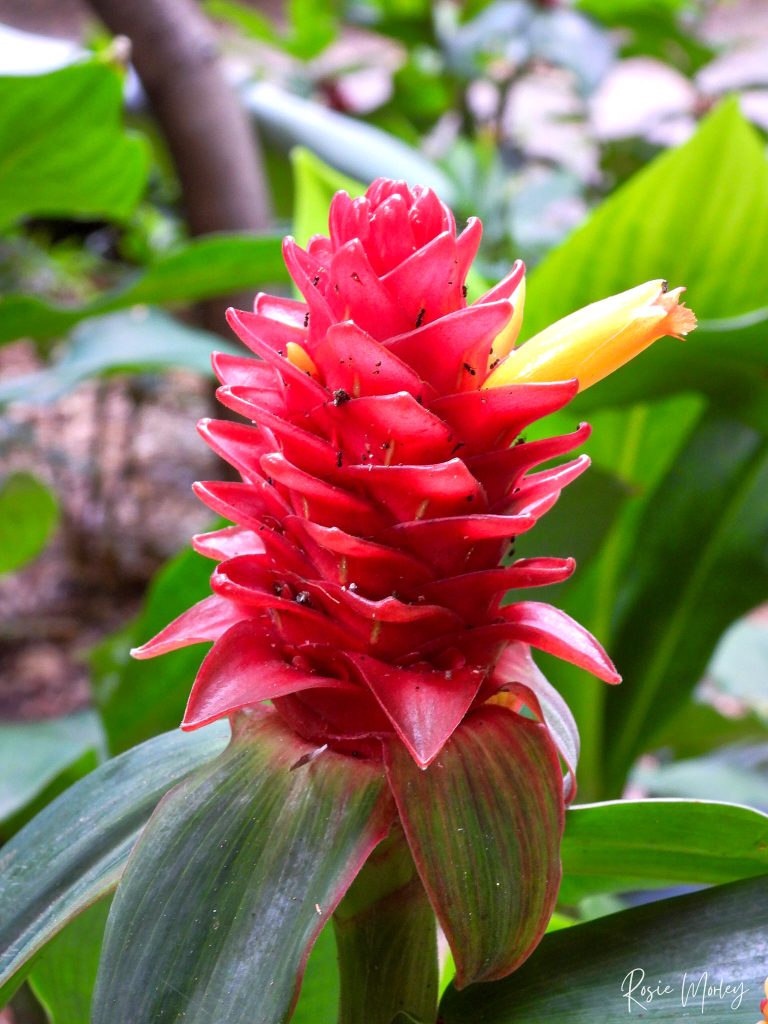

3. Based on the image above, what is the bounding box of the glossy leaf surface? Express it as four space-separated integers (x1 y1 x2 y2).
440 875 768 1022
0 722 229 989
385 705 563 988
93 711 393 1024
560 798 768 902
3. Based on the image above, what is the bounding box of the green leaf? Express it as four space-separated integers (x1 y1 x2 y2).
524 101 768 426
0 722 229 990
205 0 281 45
333 830 438 1024
520 393 705 799
94 544 215 753
287 0 338 58
0 61 148 229
604 417 768 787
439 875 768 1022
0 232 287 346
93 711 393 1024
245 82 455 202
206 0 337 58
291 923 340 1024
560 799 768 903
527 101 768 328
385 706 563 988
0 310 238 407
0 710 103 823
28 899 111 1024
0 472 59 573
292 147 364 248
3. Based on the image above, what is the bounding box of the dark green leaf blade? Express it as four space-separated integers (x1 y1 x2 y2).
0 722 229 989
92 711 394 1024
605 417 768 787
560 799 768 902
440 875 768 1023
28 899 111 1024
385 706 563 988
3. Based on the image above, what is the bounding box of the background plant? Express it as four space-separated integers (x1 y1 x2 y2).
0 1 767 1023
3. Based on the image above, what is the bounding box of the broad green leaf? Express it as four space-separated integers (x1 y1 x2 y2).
0 710 103 823
560 799 768 903
291 923 340 1024
93 712 393 1024
385 706 563 987
292 147 364 247
245 82 455 202
0 472 59 574
524 102 768 427
28 899 111 1024
526 101 768 328
440 874 768 1022
0 310 239 407
604 417 768 788
0 721 229 990
0 232 287 346
93 544 215 753
0 61 148 229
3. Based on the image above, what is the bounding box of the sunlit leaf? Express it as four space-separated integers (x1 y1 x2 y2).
560 798 768 902
0 61 148 229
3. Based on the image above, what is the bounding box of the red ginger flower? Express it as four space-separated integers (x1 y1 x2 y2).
133 177 630 776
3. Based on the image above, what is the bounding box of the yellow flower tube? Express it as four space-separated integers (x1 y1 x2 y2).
484 279 696 391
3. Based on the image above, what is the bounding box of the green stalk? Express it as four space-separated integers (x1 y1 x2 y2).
333 825 438 1024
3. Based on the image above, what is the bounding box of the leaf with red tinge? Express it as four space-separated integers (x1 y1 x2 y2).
385 705 564 988
93 711 394 1024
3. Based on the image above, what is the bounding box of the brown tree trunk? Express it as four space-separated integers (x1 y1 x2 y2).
86 0 271 330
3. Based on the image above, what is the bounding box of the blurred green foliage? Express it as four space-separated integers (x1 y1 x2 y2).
2 1 768 1019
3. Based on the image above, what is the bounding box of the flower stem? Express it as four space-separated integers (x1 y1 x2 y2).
333 825 438 1024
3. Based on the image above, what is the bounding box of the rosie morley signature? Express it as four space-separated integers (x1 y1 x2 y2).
621 968 748 1013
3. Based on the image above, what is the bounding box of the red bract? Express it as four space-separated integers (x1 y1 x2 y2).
135 178 620 775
